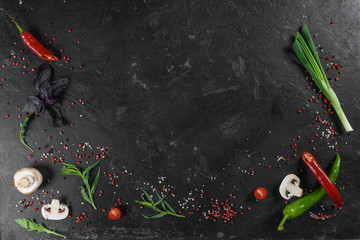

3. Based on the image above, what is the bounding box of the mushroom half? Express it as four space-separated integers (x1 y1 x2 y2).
279 174 303 200
41 199 69 220
13 167 43 195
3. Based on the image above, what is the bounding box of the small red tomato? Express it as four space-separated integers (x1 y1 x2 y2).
108 207 121 220
254 187 268 200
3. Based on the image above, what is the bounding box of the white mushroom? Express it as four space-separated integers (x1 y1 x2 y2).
41 199 69 220
13 167 43 195
279 174 303 199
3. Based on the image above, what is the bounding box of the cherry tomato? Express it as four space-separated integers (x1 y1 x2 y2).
254 187 268 200
108 207 121 220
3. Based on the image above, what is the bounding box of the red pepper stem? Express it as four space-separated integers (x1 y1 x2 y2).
277 214 289 231
4 12 26 35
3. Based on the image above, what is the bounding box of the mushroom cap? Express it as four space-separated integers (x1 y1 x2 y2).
41 199 69 220
279 174 303 200
13 167 43 195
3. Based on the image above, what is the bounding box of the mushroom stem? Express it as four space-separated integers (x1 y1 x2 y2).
286 183 303 197
51 199 60 212
19 178 30 188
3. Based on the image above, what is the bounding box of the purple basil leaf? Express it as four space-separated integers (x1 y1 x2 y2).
38 81 52 100
34 63 51 91
45 107 63 127
51 78 69 98
44 97 60 108
24 96 45 114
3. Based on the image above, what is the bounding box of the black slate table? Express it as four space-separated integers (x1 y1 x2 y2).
1 1 359 239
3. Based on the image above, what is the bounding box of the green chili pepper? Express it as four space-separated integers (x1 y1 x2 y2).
277 154 340 231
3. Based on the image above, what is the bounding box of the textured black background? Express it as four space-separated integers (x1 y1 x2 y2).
0 0 359 239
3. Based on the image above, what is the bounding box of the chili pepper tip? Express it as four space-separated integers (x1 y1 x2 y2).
302 152 313 162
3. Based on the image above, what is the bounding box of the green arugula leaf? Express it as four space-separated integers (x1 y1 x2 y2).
23 114 31 124
15 218 66 239
19 114 34 152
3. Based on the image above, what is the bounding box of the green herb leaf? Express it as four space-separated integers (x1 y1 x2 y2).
136 191 185 219
141 214 150 219
91 167 101 194
149 213 166 218
61 162 78 169
164 201 176 214
83 171 89 181
59 163 82 176
15 218 66 239
154 197 165 207
58 161 101 210
142 190 155 204
83 173 90 189
19 114 34 152
57 168 80 176
156 192 166 209
80 186 91 204
135 200 153 208
58 164 82 176
82 160 101 177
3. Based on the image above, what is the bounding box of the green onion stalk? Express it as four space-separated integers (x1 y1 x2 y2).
293 24 353 132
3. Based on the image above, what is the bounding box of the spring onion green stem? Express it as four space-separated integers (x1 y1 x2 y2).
293 24 353 132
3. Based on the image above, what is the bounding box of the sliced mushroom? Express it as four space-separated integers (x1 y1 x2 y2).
279 174 303 199
41 199 69 220
13 167 43 195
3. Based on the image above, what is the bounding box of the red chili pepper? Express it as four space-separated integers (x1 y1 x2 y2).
5 12 58 61
302 152 343 207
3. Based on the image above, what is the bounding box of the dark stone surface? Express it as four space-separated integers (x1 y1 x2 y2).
0 0 359 239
